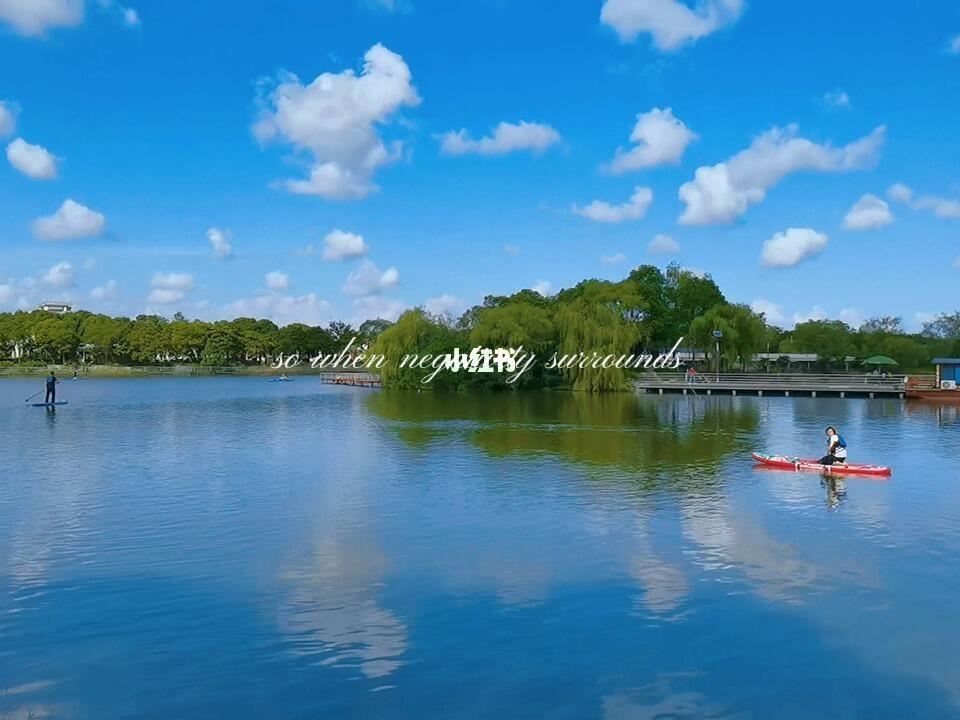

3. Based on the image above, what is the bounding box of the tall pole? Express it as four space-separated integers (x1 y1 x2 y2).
715 339 720 381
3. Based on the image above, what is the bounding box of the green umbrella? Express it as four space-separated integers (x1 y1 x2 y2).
863 355 898 366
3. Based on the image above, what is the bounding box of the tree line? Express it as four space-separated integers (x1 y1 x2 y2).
2 263 959 391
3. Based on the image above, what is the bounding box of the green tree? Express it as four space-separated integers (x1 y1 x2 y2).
689 304 767 370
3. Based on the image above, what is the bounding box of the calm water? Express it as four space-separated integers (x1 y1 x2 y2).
1 378 959 719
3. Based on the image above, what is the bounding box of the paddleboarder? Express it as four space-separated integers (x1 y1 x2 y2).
819 426 847 466
45 371 58 405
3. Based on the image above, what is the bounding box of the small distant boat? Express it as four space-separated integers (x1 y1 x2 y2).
751 452 891 477
269 377 295 383
31 401 68 407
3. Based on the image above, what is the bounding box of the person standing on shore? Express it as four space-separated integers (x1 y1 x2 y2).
45 371 58 404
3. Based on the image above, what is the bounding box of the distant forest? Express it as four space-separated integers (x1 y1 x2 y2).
3 264 959 391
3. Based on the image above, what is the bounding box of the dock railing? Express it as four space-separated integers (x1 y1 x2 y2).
637 371 915 390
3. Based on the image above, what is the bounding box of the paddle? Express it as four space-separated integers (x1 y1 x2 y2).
24 389 44 404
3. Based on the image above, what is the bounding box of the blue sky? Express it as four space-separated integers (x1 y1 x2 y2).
0 0 958 328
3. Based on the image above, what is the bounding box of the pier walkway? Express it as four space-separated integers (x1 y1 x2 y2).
320 372 382 388
633 372 931 399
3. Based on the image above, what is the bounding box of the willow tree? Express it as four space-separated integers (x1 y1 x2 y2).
468 301 557 388
689 303 767 370
554 280 650 392
371 309 466 389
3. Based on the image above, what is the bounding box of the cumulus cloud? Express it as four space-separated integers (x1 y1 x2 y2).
760 228 828 268
842 194 893 230
223 292 330 327
206 227 232 259
600 0 744 51
605 108 696 173
90 279 118 301
0 101 18 136
31 199 106 241
121 6 139 25
438 121 561 156
343 260 399 296
148 272 194 304
252 43 419 200
352 295 407 323
679 125 885 225
322 229 369 260
601 252 626 264
823 90 851 109
0 0 83 36
792 305 826 325
531 280 553 296
424 293 465 317
42 261 74 288
573 186 653 223
886 183 913 204
887 182 960 219
750 299 785 327
839 308 863 328
6 138 58 179
647 233 679 254
265 271 290 290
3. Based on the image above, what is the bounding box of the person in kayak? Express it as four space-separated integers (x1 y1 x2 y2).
819 426 847 465
45 371 58 404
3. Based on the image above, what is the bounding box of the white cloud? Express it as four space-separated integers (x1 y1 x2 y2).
886 182 913 204
90 279 118 301
823 90 851 109
531 280 553 296
573 186 653 223
322 229 369 260
0 101 18 136
605 108 696 173
148 272 193 304
343 260 400 296
792 305 826 325
948 34 960 54
647 233 679 254
679 125 886 225
760 228 828 268
206 227 232 259
842 194 893 230
887 182 960 219
42 261 74 288
424 293 465 317
223 292 331 327
600 0 743 51
352 295 407 323
839 308 863 328
0 0 83 36
6 138 59 179
265 271 290 290
31 199 106 241
121 6 139 25
601 252 626 264
503 243 520 255
252 43 419 200
750 299 784 327
438 121 561 157
0 282 15 306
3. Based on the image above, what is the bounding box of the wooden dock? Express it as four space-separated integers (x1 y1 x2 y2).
633 372 929 399
320 372 382 388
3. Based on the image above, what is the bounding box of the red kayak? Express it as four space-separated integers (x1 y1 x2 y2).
751 452 892 477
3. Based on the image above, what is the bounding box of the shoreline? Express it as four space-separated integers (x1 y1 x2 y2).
0 364 370 378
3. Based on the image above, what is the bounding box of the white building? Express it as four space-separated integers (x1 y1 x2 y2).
38 302 73 314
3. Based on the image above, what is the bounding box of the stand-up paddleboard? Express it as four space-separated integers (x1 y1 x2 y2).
31 401 68 407
752 452 891 477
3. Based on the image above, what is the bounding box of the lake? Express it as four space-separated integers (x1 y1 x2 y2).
1 378 959 719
